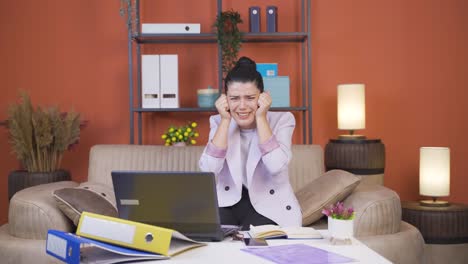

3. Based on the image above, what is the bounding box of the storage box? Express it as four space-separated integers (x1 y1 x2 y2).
256 63 278 77
197 87 219 108
263 76 290 107
141 23 201 34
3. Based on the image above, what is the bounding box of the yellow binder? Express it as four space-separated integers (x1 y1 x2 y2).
76 212 206 256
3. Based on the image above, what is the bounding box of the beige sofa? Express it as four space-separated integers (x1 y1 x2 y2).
0 144 424 263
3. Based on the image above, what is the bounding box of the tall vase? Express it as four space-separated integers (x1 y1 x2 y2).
328 217 354 244
8 169 71 200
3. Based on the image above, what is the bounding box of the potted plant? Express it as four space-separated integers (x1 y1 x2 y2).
6 92 82 200
214 9 243 77
322 201 355 244
161 121 199 146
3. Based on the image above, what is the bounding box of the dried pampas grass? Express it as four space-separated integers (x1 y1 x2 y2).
7 92 81 172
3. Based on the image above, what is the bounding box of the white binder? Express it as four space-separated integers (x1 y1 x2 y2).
142 23 201 34
141 55 160 108
160 55 179 108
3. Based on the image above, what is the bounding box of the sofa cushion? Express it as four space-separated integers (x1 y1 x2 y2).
87 144 325 192
8 181 78 239
295 170 360 226
87 145 206 186
54 181 118 226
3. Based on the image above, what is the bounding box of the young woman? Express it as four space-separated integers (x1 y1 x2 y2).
199 57 301 229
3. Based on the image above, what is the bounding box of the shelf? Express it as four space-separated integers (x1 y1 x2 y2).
134 107 217 112
242 32 308 43
133 32 307 44
133 107 308 112
124 0 312 144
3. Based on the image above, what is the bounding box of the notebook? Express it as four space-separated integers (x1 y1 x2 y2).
111 171 239 242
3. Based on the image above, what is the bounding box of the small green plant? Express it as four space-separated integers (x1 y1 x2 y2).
214 9 243 77
161 122 199 146
7 92 81 172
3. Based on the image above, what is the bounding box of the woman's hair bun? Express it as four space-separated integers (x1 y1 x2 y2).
224 56 264 92
235 56 256 71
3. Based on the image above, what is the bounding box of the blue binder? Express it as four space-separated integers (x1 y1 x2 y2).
249 6 261 32
266 6 278 32
46 229 167 264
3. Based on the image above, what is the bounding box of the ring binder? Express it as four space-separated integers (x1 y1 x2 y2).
266 6 278 32
249 6 261 33
76 212 206 256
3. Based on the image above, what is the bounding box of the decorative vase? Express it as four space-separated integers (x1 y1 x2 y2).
173 142 187 147
328 217 354 244
197 86 219 108
8 169 71 200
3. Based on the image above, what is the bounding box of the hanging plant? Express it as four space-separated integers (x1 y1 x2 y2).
214 9 243 77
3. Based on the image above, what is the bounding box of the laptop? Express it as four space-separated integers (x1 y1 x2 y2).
111 171 239 241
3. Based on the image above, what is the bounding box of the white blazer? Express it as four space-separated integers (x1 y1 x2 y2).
199 111 302 227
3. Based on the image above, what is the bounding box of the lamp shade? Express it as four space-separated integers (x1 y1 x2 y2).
419 147 450 197
337 84 366 130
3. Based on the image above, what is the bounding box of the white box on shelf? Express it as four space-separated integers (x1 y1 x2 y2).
160 55 179 108
263 76 290 107
141 23 201 34
141 55 160 108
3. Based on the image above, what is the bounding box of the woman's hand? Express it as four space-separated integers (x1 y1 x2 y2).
215 94 231 120
256 92 272 118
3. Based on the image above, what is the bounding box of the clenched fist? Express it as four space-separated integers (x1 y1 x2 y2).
215 94 231 120
255 92 272 118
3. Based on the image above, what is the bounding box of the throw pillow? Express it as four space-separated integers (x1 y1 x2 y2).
54 182 118 226
295 169 360 226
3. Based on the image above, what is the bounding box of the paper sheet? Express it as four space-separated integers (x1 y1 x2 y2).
241 243 356 264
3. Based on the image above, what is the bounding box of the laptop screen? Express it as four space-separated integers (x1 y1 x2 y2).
111 171 222 236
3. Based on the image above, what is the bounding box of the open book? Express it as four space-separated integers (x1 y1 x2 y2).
249 225 323 239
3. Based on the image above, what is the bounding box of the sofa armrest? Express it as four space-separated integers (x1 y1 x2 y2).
358 221 425 264
344 184 401 237
8 181 79 240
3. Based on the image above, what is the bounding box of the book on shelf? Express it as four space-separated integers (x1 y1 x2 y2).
46 229 168 264
76 211 206 256
248 224 323 239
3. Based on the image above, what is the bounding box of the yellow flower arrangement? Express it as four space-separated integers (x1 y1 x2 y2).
161 121 199 146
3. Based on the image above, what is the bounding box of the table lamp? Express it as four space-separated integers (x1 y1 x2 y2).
337 84 366 140
326 83 385 185
419 147 450 207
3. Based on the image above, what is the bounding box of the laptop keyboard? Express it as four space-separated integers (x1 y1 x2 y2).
221 225 241 237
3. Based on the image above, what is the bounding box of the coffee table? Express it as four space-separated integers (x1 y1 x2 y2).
149 230 391 263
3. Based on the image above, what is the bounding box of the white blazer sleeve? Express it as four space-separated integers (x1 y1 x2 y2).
199 115 226 175
259 112 295 175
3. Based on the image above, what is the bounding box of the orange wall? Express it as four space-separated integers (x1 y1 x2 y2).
1 0 467 224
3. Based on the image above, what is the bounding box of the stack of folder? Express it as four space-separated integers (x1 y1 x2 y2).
46 212 206 263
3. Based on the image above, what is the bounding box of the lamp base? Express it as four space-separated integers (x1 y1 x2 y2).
420 200 450 207
338 134 366 140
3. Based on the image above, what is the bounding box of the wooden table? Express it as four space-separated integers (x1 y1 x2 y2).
402 201 468 264
402 201 468 244
324 138 386 185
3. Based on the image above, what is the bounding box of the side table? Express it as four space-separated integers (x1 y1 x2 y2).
324 138 385 185
402 201 468 264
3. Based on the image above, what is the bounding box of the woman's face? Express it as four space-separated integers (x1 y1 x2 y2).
226 81 260 129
